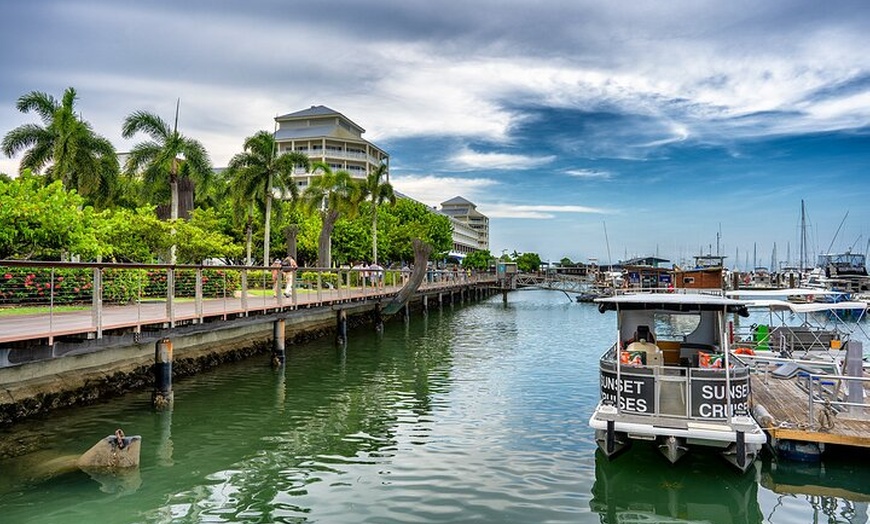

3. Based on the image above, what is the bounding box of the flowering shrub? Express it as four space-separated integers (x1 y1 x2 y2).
0 266 241 306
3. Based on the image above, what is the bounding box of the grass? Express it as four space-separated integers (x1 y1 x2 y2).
0 305 89 317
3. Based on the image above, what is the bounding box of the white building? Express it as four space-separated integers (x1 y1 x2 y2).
438 196 490 260
273 105 389 190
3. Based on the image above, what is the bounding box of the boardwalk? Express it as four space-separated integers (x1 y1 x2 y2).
751 372 870 448
0 275 497 347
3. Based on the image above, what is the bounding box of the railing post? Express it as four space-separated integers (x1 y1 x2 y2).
195 267 203 323
49 267 55 345
317 272 323 304
165 267 175 327
240 268 249 316
92 265 103 339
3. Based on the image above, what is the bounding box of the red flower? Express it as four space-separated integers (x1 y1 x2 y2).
57 276 64 282
3 273 11 280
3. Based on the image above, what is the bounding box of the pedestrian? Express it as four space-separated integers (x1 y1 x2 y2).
270 258 282 295
282 255 298 297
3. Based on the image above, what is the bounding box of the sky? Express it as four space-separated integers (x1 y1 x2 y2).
2 0 869 268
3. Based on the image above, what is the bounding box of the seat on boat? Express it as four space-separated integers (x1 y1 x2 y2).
627 340 662 366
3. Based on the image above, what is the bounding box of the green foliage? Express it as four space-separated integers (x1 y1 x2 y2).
515 252 543 272
380 198 452 262
0 266 93 304
331 215 372 265
462 250 494 270
175 208 243 264
0 173 101 260
298 270 339 289
560 257 575 267
0 266 239 306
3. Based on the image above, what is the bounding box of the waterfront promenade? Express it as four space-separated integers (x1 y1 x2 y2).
0 261 500 423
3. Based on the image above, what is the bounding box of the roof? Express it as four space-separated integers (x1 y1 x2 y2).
595 292 749 315
441 196 475 207
275 105 365 134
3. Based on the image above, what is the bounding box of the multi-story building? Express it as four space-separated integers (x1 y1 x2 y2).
439 196 490 255
273 105 389 190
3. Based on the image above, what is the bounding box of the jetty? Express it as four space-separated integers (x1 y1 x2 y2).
0 260 501 424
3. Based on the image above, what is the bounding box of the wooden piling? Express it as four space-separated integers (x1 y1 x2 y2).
272 319 286 365
153 338 174 409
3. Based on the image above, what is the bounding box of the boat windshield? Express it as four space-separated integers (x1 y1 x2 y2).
654 313 702 341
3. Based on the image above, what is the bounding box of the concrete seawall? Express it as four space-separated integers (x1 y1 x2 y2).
0 287 495 426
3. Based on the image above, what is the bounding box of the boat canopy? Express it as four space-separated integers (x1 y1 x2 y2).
595 293 749 316
726 288 847 298
741 299 868 314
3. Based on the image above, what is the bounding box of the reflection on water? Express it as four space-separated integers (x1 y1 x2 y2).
760 451 870 523
0 290 869 522
591 445 762 524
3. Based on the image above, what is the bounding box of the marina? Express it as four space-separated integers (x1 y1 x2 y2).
2 289 870 523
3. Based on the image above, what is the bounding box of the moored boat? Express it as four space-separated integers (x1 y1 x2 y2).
589 291 767 472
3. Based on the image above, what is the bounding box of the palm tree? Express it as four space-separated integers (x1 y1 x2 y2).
359 162 395 265
227 130 309 265
121 103 211 264
302 162 360 268
2 87 118 209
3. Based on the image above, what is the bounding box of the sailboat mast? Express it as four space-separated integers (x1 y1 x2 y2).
800 200 808 272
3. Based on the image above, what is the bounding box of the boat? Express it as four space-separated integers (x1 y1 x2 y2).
589 291 767 472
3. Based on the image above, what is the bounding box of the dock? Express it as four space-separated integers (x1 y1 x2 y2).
750 367 870 448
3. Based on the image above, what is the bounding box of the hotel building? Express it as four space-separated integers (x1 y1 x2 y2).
273 105 389 189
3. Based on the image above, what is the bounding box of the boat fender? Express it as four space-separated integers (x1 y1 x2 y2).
734 347 755 356
752 404 775 428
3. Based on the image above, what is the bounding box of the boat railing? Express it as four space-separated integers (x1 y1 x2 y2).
600 344 752 421
806 372 869 422
732 325 847 357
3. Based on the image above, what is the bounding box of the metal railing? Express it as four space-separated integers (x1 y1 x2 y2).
0 260 497 347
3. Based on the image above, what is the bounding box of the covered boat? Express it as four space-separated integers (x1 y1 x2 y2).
589 291 767 472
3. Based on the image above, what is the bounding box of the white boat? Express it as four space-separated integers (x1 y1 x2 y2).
589 291 767 472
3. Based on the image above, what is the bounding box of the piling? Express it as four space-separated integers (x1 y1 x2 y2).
153 338 174 409
374 303 384 333
272 319 286 365
337 309 348 344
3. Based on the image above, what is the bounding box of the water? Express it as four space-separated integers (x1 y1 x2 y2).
1 289 869 523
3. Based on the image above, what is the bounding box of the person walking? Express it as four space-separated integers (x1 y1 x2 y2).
282 255 298 297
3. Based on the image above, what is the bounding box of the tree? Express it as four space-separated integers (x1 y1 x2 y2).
380 198 452 263
0 171 101 260
2 87 118 209
358 162 395 265
516 252 543 272
462 250 493 270
227 130 309 266
121 104 212 264
301 162 360 267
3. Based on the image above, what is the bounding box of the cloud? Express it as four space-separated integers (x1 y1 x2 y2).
485 204 610 219
449 147 555 171
391 174 497 207
566 169 612 179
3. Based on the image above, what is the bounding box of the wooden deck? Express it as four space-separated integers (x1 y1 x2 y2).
751 371 870 448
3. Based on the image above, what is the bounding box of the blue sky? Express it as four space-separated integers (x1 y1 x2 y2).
2 1 869 267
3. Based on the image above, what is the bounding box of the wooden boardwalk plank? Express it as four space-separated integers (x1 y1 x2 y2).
751 372 870 448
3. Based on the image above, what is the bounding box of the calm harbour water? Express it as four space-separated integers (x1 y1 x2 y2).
1 289 869 523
